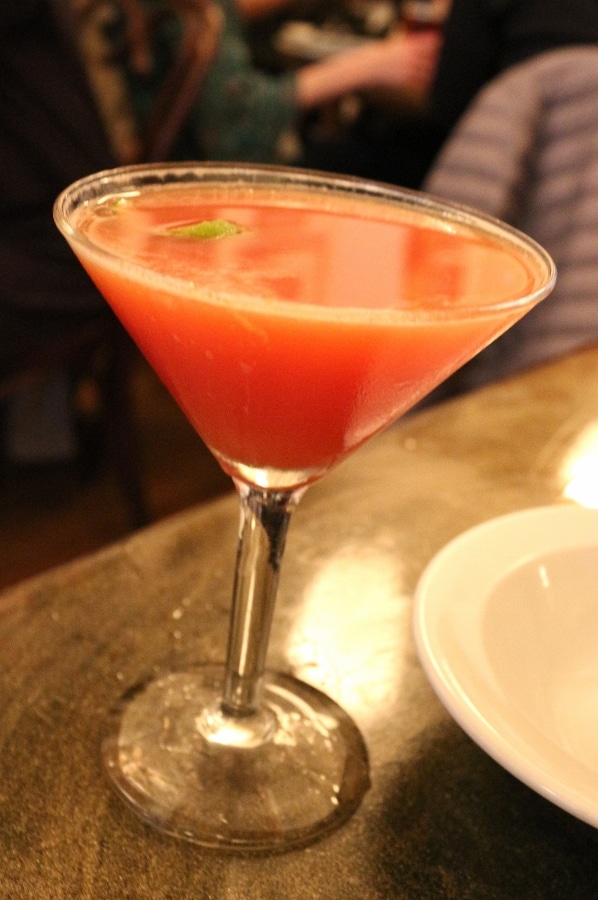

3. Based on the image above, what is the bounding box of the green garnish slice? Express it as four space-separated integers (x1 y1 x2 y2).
164 219 245 240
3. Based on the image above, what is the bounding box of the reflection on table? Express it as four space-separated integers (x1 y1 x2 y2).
2 345 598 896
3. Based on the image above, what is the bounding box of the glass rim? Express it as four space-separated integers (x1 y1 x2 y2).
54 161 556 318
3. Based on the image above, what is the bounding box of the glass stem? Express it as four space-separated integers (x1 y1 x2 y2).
221 481 303 718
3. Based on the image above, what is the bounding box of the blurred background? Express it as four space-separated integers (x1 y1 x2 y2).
4 0 598 589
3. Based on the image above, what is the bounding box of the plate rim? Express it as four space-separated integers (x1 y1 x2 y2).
413 502 598 827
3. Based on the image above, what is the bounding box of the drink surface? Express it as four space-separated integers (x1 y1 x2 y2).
72 183 545 487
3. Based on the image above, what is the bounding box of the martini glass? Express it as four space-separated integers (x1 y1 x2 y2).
54 163 554 852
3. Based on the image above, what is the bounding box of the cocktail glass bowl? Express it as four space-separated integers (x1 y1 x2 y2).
54 163 555 852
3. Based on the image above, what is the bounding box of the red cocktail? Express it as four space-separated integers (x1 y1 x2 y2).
71 178 543 486
55 163 555 852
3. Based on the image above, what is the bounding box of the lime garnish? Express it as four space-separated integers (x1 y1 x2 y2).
164 219 245 240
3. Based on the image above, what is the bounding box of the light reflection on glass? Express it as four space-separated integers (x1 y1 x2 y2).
285 535 410 723
538 564 550 590
559 421 598 508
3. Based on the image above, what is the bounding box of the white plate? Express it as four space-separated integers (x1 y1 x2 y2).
413 504 598 828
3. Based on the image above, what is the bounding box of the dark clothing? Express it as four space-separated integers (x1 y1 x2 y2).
0 0 115 313
430 0 598 132
303 0 598 188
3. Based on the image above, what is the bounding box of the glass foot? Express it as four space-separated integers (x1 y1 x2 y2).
102 665 370 852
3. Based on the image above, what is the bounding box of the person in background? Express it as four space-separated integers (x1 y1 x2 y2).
0 0 439 463
0 1 120 464
428 0 598 138
414 0 598 406
118 0 441 180
0 1 118 325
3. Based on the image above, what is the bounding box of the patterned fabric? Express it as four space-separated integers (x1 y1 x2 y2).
70 0 142 163
425 46 598 390
122 0 299 164
191 0 298 162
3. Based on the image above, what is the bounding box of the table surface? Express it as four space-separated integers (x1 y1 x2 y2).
3 347 598 899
